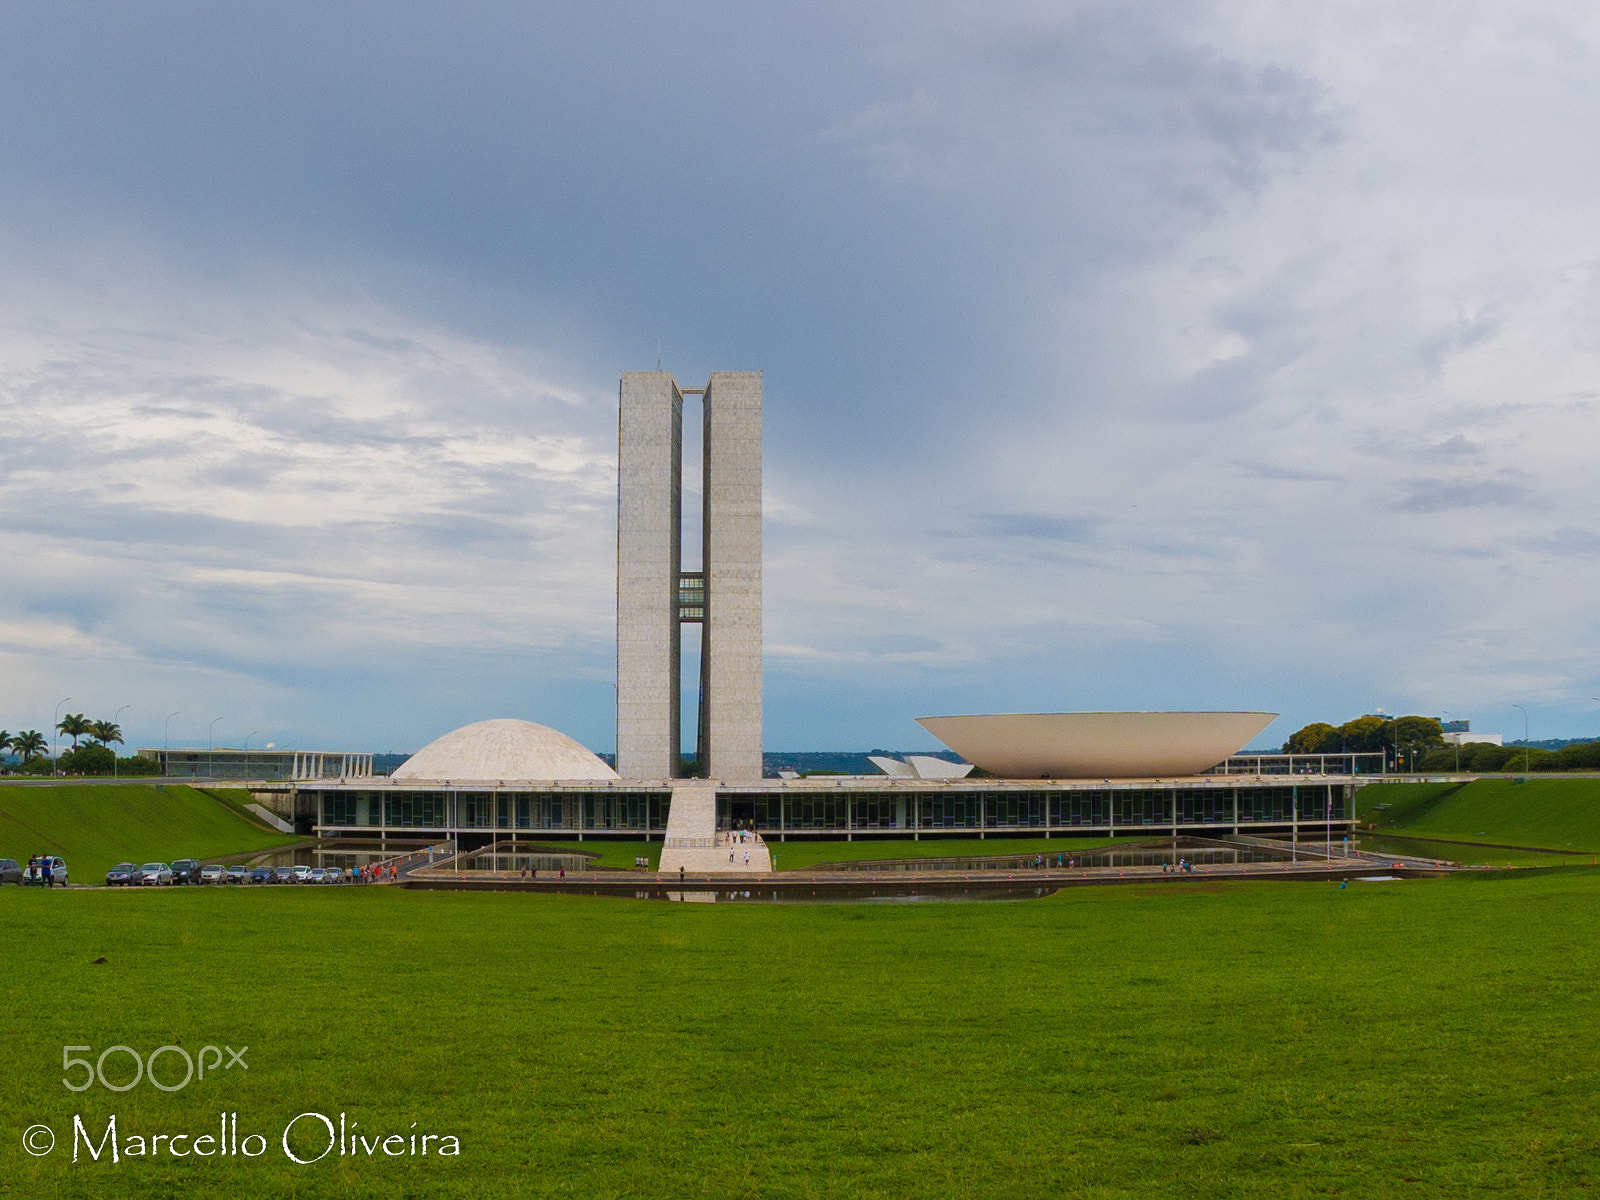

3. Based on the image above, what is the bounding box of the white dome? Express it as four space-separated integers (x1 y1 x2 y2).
392 719 618 782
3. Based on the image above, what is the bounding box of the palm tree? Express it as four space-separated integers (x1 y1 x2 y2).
89 720 124 749
57 712 90 749
0 731 10 765
11 730 47 761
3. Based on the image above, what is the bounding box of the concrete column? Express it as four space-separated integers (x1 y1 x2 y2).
617 372 684 778
699 371 763 781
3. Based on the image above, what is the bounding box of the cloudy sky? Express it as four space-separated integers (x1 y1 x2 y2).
4 1 1600 756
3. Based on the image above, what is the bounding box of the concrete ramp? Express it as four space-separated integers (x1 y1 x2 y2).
659 783 770 874
247 804 295 833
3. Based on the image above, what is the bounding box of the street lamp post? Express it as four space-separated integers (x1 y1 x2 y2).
209 717 223 780
112 704 130 779
1512 703 1530 773
53 697 71 777
164 712 179 777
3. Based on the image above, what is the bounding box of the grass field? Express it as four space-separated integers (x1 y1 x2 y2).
5 871 1600 1197
1359 777 1600 852
1357 832 1584 867
0 783 297 880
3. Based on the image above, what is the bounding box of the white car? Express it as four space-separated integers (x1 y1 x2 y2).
139 863 174 886
199 863 226 884
291 864 312 883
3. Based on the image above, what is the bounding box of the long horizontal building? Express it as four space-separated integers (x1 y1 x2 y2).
245 719 1366 845
139 746 374 782
292 774 1357 846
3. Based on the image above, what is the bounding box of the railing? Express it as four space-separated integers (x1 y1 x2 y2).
663 837 718 848
1208 752 1387 776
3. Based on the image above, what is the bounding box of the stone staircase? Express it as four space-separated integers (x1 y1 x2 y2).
658 784 771 874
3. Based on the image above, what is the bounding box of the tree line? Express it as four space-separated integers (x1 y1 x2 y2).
1282 713 1600 773
0 713 159 776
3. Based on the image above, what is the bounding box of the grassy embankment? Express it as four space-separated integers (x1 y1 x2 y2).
1357 776 1600 865
0 783 298 880
4 871 1600 1197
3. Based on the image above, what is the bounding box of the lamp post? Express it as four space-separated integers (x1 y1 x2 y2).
163 712 179 777
53 697 71 777
209 717 223 780
112 704 130 779
1512 703 1530 773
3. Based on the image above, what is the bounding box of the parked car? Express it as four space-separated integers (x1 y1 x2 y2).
23 856 68 886
170 859 203 885
138 863 174 886
274 866 297 884
105 862 139 886
291 864 312 883
225 866 248 884
249 866 275 884
307 867 327 884
199 863 226 884
0 858 20 885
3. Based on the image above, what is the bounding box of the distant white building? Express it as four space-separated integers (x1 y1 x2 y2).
868 755 975 780
1439 719 1501 747
1442 731 1502 746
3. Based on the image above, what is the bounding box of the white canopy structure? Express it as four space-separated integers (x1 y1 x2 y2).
915 712 1277 779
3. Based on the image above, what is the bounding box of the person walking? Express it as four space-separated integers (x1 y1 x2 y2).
743 850 750 867
43 857 54 888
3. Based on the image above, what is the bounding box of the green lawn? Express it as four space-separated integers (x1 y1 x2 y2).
0 783 297 880
1356 832 1584 867
1359 777 1600 852
5 872 1600 1197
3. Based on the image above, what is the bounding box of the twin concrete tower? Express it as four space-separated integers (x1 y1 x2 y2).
616 371 762 780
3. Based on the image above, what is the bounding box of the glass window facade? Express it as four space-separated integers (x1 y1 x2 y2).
315 783 1349 835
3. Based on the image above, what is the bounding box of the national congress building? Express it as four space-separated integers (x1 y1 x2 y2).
278 370 1365 860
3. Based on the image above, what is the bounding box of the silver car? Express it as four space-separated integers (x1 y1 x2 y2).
199 863 226 884
139 862 174 886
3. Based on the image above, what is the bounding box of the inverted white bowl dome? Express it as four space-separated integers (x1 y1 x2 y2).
391 719 619 782
915 712 1277 779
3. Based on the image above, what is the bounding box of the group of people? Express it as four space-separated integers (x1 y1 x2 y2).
1163 859 1195 874
25 855 58 886
359 862 399 882
1030 854 1075 869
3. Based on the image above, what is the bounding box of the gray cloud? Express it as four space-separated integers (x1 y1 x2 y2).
1390 477 1536 513
5 2 1600 750
971 514 1101 543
